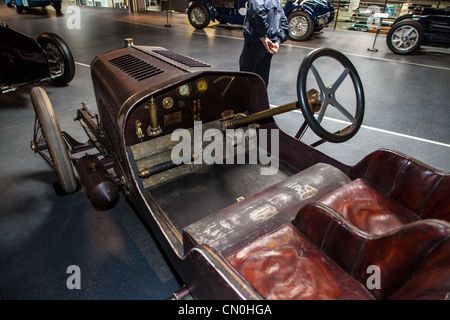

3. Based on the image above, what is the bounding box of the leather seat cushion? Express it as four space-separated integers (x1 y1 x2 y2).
226 223 373 300
319 179 421 235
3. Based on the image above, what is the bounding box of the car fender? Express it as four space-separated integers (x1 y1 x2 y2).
15 0 24 6
285 0 334 22
285 3 318 22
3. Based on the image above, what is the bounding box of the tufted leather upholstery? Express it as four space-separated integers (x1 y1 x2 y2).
227 203 450 300
191 148 450 299
319 178 421 234
348 148 449 222
318 149 449 234
226 222 373 300
293 203 450 300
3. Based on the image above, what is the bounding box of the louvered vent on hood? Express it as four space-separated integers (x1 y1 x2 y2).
108 54 164 81
153 50 210 67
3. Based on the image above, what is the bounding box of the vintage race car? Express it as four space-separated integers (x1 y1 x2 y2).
5 0 62 14
30 39 450 299
187 0 335 41
386 6 450 54
0 23 75 93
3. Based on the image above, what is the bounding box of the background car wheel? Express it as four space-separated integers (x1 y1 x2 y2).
288 11 314 41
386 20 424 55
37 33 76 85
30 87 78 193
187 2 210 29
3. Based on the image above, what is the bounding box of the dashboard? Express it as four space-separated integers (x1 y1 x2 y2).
124 72 253 146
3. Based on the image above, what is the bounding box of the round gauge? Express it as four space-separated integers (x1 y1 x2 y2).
162 97 174 109
177 84 191 97
196 79 208 93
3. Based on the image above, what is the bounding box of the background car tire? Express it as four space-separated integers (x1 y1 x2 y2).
188 2 210 29
30 87 78 194
288 11 314 41
37 32 76 85
386 20 424 55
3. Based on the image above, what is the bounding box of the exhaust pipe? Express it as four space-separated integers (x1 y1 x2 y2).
75 155 119 207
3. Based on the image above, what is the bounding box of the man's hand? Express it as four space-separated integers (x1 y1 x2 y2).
271 41 280 54
261 37 279 54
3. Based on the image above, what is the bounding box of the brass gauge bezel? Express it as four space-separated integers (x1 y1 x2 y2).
162 96 174 109
196 78 209 93
177 84 191 97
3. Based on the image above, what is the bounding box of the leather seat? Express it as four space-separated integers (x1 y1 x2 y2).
226 203 450 300
319 149 449 234
319 178 421 234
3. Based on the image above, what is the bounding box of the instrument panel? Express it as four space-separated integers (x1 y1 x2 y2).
125 73 252 146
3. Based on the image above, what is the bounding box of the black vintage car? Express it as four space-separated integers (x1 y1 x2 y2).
386 7 450 54
30 39 450 300
0 23 75 93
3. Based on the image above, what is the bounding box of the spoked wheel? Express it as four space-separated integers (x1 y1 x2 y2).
296 48 365 143
386 20 424 55
187 2 210 29
287 11 314 41
30 87 78 193
36 33 75 85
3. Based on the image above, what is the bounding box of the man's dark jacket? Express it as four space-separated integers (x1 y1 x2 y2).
243 0 289 44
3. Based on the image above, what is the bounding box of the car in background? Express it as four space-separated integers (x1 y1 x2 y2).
386 6 450 54
5 0 62 14
338 5 396 23
0 23 75 93
187 0 335 41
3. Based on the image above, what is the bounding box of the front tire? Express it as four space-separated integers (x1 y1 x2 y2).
287 11 314 41
30 87 78 193
386 20 424 55
187 2 210 29
37 33 76 85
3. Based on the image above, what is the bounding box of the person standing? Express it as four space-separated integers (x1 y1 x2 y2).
239 0 289 87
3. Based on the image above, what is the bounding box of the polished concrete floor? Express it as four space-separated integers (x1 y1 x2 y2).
0 2 449 299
